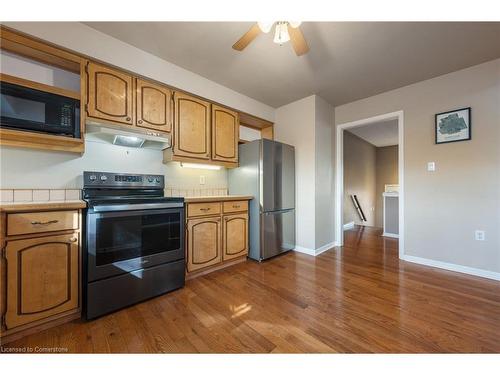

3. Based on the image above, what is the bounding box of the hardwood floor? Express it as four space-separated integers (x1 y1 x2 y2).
2 225 500 353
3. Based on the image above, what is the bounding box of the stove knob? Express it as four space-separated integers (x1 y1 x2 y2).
89 175 97 181
100 175 108 181
148 177 153 183
155 177 161 183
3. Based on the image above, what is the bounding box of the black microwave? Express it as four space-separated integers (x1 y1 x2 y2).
0 81 80 138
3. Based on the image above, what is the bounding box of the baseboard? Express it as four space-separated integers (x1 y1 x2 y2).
294 246 316 256
343 221 355 230
315 241 338 256
401 255 500 281
294 241 340 257
382 232 399 238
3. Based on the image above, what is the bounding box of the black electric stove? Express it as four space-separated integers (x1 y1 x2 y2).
82 171 185 320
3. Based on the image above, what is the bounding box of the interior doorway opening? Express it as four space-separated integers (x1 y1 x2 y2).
335 111 404 258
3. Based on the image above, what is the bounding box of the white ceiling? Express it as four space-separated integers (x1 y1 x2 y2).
85 22 500 108
347 120 398 147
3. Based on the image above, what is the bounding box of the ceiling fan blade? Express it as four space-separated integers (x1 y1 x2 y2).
232 24 261 51
288 25 309 56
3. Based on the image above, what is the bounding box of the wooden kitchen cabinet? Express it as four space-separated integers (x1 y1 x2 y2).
0 206 83 344
165 94 240 167
185 198 250 278
223 213 248 261
173 92 211 160
136 78 172 133
4 234 79 330
86 61 134 125
212 105 239 164
186 216 222 272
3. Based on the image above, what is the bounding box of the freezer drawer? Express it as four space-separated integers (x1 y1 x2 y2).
260 209 295 260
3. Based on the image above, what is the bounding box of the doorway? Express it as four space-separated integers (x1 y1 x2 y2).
335 111 404 258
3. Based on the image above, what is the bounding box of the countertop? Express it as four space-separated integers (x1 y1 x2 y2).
183 195 253 203
0 200 87 212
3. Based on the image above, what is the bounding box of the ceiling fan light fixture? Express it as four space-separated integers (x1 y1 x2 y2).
289 21 302 28
257 22 274 33
273 22 290 45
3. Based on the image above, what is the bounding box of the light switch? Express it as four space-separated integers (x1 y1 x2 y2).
199 175 206 185
427 162 436 172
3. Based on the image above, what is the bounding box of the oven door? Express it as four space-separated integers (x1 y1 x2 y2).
86 207 184 282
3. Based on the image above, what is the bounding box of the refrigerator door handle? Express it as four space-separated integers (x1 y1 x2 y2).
262 208 295 215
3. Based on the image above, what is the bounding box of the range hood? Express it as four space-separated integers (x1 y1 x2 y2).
85 121 171 150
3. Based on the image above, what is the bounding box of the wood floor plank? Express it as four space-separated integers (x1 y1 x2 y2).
2 225 500 353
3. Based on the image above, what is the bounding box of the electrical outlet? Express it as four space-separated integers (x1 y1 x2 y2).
199 175 206 185
427 162 436 172
475 230 485 241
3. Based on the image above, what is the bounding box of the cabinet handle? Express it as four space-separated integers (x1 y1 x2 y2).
31 220 58 225
69 237 78 243
233 205 240 208
126 117 131 121
200 207 211 212
138 119 143 124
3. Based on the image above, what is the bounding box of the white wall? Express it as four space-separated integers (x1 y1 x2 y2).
239 126 261 142
275 96 316 250
275 95 335 252
0 141 227 189
2 22 275 122
314 96 334 248
343 131 377 227
335 58 500 275
1 50 80 91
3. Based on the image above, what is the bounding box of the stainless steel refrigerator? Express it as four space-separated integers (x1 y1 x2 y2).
228 139 295 261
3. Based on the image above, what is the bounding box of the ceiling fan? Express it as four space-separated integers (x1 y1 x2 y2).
232 22 309 56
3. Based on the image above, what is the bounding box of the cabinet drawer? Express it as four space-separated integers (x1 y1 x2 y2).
187 202 221 218
7 210 79 236
223 200 248 213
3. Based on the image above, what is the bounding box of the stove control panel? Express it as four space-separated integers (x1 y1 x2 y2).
84 171 164 189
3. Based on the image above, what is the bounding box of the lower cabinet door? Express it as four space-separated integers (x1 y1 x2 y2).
223 213 248 261
5 234 79 330
186 217 221 272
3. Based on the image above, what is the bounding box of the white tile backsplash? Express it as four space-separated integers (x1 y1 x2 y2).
49 189 66 201
0 189 84 204
32 190 50 201
65 189 80 200
14 190 33 202
0 190 14 202
1 186 228 204
164 187 228 198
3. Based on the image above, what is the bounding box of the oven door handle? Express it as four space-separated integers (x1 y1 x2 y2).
91 202 184 212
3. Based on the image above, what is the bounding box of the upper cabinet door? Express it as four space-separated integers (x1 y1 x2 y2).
212 105 239 164
86 62 134 125
136 78 172 133
173 92 211 160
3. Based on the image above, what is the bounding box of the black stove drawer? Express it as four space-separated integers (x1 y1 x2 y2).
84 259 185 320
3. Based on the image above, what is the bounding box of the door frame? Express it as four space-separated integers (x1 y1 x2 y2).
335 110 405 258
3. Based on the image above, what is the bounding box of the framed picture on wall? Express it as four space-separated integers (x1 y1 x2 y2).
435 107 471 144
